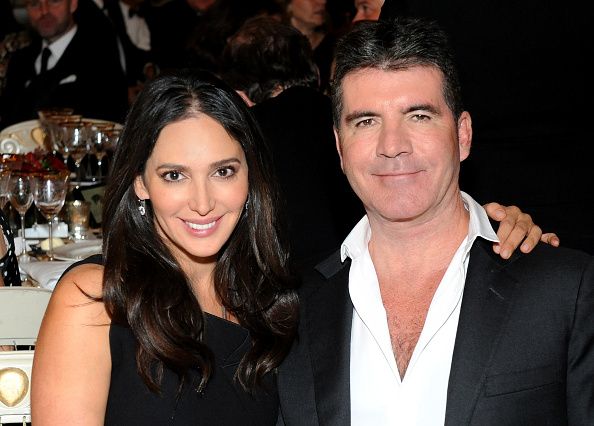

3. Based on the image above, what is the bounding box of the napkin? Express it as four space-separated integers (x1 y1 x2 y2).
21 222 69 239
19 259 76 290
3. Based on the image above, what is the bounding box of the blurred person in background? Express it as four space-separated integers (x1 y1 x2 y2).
223 16 360 270
102 0 158 105
0 0 31 99
281 0 339 93
0 0 128 129
352 0 383 22
184 0 283 74
0 209 21 287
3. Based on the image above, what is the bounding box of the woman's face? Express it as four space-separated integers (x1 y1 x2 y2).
290 0 327 30
135 115 249 267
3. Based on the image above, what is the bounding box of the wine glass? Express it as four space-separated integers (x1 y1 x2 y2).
61 122 90 188
33 173 69 261
85 121 114 182
0 166 11 210
9 174 34 263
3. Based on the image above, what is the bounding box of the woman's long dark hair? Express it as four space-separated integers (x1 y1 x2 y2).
102 70 299 393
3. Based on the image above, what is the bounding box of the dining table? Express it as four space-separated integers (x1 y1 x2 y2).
17 231 102 290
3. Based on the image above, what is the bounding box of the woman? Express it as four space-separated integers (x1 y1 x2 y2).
31 70 298 424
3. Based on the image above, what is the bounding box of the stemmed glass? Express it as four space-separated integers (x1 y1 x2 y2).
0 167 11 210
86 121 114 182
9 174 34 263
61 122 90 188
33 172 69 261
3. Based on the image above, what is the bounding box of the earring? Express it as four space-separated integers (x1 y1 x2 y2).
138 199 146 216
244 197 249 212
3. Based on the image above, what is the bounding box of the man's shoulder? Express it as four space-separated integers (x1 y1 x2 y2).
506 242 592 271
473 238 593 290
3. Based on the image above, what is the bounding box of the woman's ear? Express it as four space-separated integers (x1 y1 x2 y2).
133 175 149 200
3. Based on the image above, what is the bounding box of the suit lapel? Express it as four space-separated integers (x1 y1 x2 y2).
445 239 518 425
307 257 353 426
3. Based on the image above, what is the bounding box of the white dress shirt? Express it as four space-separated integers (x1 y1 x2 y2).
36 25 77 74
344 192 498 425
118 2 151 51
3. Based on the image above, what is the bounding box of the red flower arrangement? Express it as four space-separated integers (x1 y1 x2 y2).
4 150 69 175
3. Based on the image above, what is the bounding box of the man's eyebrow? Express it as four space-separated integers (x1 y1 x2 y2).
344 110 377 125
405 103 440 115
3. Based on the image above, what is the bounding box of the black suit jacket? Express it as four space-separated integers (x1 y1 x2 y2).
251 87 363 272
102 0 155 85
277 238 594 425
0 24 128 128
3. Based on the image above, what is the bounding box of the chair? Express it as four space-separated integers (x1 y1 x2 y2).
0 287 52 425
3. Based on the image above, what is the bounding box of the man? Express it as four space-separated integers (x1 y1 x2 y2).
0 0 128 128
276 18 593 424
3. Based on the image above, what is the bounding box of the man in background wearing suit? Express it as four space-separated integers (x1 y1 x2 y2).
0 0 127 128
277 17 594 425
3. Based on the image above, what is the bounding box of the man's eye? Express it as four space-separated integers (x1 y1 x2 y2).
412 114 430 122
355 118 374 127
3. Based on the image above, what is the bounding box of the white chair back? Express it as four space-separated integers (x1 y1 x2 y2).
0 287 52 346
0 287 52 425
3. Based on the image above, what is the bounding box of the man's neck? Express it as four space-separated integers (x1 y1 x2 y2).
44 23 76 45
367 191 469 273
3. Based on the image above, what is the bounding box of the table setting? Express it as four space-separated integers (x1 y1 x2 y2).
1 145 105 291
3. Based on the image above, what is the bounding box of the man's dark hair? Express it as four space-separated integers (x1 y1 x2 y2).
331 17 464 128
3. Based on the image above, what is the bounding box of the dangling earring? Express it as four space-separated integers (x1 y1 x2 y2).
138 199 146 216
244 196 249 212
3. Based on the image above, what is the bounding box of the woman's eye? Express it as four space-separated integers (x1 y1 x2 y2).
162 170 183 181
214 166 236 178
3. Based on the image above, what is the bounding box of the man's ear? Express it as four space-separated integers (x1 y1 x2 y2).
70 0 79 14
457 111 472 162
334 127 345 172
133 175 149 200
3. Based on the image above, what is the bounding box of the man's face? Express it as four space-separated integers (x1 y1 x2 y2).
335 66 472 226
290 0 327 29
26 0 77 42
185 0 215 12
352 0 383 22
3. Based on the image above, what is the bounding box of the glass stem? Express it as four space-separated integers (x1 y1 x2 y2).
76 163 82 188
20 214 26 257
48 217 54 261
96 156 103 181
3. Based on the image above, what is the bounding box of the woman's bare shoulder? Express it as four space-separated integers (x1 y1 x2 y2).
49 262 108 324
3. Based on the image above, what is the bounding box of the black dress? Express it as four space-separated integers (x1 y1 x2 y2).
105 318 278 425
62 256 279 425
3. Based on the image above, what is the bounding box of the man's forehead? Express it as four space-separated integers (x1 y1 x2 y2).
341 66 442 98
337 66 446 121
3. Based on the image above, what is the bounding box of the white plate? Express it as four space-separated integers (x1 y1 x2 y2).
0 119 43 153
0 118 123 154
52 240 102 261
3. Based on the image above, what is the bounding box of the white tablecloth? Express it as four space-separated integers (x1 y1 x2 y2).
19 260 76 290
